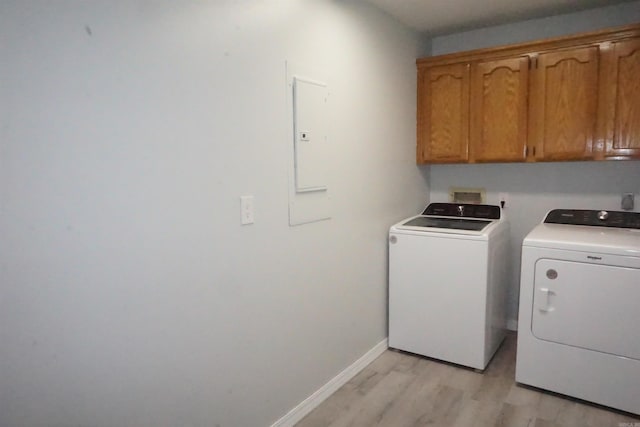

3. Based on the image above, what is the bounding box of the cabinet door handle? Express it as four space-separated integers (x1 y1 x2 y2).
525 146 528 157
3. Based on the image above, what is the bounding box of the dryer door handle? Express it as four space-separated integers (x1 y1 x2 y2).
537 287 555 313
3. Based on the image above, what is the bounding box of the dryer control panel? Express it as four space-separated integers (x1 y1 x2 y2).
545 209 640 229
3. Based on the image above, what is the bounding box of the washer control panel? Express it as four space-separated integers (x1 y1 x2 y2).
422 203 501 219
545 209 640 229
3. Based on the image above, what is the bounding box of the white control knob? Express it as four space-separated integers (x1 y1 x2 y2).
597 210 609 221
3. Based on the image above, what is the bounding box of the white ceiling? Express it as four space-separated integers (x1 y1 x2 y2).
363 0 636 35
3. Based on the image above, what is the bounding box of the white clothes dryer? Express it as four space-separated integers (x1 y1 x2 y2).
516 209 640 415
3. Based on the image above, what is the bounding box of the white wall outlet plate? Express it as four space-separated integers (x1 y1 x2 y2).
621 193 634 211
499 192 508 208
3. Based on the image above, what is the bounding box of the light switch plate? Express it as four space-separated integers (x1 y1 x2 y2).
240 195 254 225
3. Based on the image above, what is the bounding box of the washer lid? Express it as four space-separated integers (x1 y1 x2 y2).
390 215 501 239
401 216 492 231
523 223 640 256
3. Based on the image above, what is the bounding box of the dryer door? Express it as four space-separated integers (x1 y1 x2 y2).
531 258 640 360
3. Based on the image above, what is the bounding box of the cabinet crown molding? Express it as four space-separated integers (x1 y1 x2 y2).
417 23 640 67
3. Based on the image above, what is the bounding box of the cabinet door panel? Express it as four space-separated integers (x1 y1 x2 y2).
602 38 640 158
531 47 599 160
418 64 469 163
470 57 529 162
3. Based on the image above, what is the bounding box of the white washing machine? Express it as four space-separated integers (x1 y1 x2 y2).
389 203 509 370
516 209 640 415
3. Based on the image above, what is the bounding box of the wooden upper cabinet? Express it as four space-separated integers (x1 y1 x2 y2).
529 46 599 161
600 37 640 159
469 56 529 162
417 63 470 163
416 23 640 164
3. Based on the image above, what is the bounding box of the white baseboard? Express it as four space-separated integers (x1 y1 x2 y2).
271 338 388 427
507 319 518 331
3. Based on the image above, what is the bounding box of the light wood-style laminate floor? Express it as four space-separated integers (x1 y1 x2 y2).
296 333 640 427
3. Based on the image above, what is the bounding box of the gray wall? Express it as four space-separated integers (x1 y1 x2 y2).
432 1 640 54
429 2 640 327
0 1 430 426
